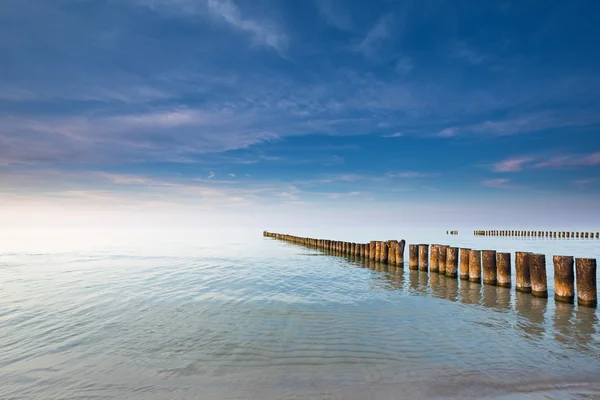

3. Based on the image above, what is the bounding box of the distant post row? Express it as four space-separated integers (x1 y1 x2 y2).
474 230 599 239
263 231 597 308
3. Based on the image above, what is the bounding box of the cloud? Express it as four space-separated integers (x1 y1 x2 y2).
534 152 600 169
207 0 288 52
437 128 459 137
208 171 215 178
482 178 519 189
492 156 535 172
382 132 404 138
386 171 437 178
229 173 236 177
356 13 394 57
315 0 352 30
573 178 598 187
450 40 485 65
395 57 414 76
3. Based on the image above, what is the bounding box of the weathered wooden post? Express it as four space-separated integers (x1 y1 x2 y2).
576 258 597 307
515 251 532 293
446 247 458 278
380 241 389 264
469 250 482 283
430 245 440 272
397 240 406 267
497 252 511 287
529 253 548 298
460 248 471 280
374 241 382 262
409 244 419 270
439 245 447 275
370 241 377 260
482 250 497 285
553 255 574 303
419 244 429 271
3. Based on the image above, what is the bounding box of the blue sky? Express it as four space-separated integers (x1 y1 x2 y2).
1 0 600 229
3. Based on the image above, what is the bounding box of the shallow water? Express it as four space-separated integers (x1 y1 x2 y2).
1 228 599 400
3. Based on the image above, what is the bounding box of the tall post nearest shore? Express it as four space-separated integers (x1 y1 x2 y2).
529 253 548 298
515 251 532 293
419 244 429 271
409 244 419 270
469 250 482 283
496 252 511 288
553 255 574 303
576 258 597 308
482 250 497 285
460 248 471 280
446 247 458 278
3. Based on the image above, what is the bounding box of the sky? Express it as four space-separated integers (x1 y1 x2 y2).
1 0 600 230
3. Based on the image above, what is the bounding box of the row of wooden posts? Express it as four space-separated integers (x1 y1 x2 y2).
263 231 598 308
474 230 599 239
446 230 458 235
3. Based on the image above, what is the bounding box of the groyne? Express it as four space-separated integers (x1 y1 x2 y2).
263 231 597 308
474 230 599 239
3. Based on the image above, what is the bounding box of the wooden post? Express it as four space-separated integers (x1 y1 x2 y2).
375 241 382 262
515 251 532 293
387 241 398 265
469 250 481 283
419 244 429 271
497 252 511 288
529 253 548 298
409 244 419 270
380 241 389 264
553 255 574 303
576 258 597 307
482 250 497 285
370 241 377 260
439 245 447 275
460 248 470 280
430 245 440 272
446 247 458 278
397 240 405 267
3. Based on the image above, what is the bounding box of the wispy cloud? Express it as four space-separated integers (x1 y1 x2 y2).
482 178 520 189
437 128 459 137
492 156 535 172
395 56 413 76
534 152 600 169
573 178 598 187
315 0 352 30
450 40 485 65
207 0 288 52
356 13 394 58
208 171 215 178
386 171 437 178
382 132 404 138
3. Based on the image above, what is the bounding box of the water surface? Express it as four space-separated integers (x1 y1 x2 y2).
1 228 599 399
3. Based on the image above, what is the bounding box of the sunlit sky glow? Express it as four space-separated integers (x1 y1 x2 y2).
1 0 599 229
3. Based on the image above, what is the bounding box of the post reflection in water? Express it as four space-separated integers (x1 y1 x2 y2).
572 307 599 351
553 301 575 346
459 279 483 306
408 269 420 294
514 291 548 340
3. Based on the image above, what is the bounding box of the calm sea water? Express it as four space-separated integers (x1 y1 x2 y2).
1 228 599 400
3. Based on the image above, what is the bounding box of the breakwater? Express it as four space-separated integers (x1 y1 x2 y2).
474 230 599 239
263 231 598 308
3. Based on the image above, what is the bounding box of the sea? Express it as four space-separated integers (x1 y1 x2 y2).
1 227 599 400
